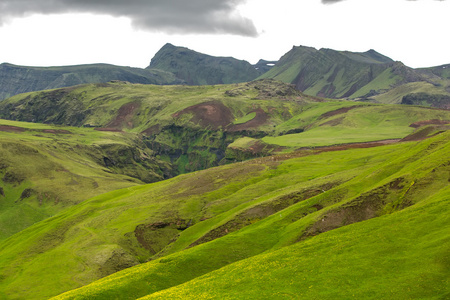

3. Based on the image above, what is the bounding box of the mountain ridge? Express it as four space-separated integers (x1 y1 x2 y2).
146 43 265 85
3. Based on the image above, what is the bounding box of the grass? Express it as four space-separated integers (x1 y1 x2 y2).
350 67 400 98
48 131 449 299
143 185 450 299
0 119 167 240
372 81 450 104
0 81 449 299
0 130 445 299
233 112 256 124
263 104 450 148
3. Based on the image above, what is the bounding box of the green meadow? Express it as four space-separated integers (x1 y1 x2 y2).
0 129 446 299
0 80 449 299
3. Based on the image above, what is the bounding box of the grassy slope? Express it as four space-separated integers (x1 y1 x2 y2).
51 131 450 300
0 119 170 240
0 130 445 299
144 185 450 300
259 47 398 99
263 104 450 148
372 81 450 104
0 83 449 240
0 80 301 132
2 81 448 149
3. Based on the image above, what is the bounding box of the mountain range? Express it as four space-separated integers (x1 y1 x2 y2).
1 43 449 108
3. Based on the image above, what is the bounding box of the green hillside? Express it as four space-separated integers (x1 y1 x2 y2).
0 119 173 240
0 63 182 100
0 129 445 299
146 43 263 85
1 80 449 172
259 46 399 98
0 80 449 299
259 46 450 108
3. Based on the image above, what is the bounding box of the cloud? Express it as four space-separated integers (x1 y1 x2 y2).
0 0 258 36
321 0 446 3
321 0 346 3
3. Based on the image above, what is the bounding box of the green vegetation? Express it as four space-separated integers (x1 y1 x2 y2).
147 43 262 85
259 46 399 98
0 62 181 100
35 131 450 300
0 119 172 240
259 46 450 107
233 112 256 124
263 104 450 148
0 78 449 299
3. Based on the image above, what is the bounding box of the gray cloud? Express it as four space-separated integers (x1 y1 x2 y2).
322 0 445 3
321 0 345 4
0 0 258 36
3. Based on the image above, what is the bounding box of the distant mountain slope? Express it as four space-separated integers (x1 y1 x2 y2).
146 43 264 85
0 63 181 100
259 45 450 108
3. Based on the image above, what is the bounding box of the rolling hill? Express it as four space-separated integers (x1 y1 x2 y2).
1 79 449 172
0 78 449 298
0 126 447 299
0 118 174 240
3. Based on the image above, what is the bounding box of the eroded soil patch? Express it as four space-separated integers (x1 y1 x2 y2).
409 119 450 128
0 125 26 133
107 101 141 129
300 177 411 240
173 101 233 129
189 182 340 248
319 105 360 119
227 108 269 131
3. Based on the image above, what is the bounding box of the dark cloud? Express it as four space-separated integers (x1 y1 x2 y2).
0 0 257 36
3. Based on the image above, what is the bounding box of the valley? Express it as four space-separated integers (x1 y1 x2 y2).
0 44 449 300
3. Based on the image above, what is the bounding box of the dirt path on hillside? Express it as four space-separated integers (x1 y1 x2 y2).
0 125 26 132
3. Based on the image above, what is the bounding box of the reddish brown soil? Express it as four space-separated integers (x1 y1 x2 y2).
227 108 269 132
409 119 450 128
41 129 72 134
401 125 448 142
315 139 400 152
0 125 72 134
319 116 345 127
94 128 124 132
173 101 234 129
107 101 141 129
319 106 360 119
0 125 26 132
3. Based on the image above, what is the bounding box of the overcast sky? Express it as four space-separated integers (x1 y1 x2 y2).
0 0 448 69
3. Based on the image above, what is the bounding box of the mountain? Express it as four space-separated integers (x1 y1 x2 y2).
146 43 264 85
0 44 271 101
0 62 182 100
259 46 450 108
